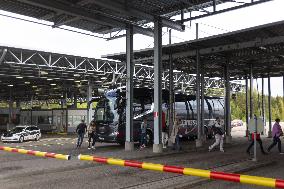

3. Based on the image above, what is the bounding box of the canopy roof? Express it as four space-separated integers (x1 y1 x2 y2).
104 20 284 78
1 0 254 38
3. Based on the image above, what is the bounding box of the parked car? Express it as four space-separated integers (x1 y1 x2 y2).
231 119 243 127
1 125 41 143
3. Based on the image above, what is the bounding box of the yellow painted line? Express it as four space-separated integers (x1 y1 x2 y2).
142 162 164 172
240 175 276 188
107 158 125 166
183 168 211 178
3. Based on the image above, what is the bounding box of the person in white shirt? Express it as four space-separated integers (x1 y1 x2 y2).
209 117 225 152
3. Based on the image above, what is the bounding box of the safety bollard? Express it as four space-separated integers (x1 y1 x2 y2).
78 154 284 188
0 146 70 160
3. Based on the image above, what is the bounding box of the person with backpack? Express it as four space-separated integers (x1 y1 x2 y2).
75 120 87 148
209 117 225 152
267 118 284 154
87 120 97 150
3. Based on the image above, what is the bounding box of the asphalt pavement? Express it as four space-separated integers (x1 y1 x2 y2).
0 127 283 189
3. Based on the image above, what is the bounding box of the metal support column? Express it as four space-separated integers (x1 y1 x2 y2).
125 24 134 151
74 93 77 108
8 87 13 131
268 75 272 137
245 76 249 137
87 80 93 125
261 77 265 130
201 58 205 141
153 18 163 153
213 0 217 12
283 75 284 105
224 63 232 143
195 23 202 147
250 64 253 119
168 29 174 147
30 96 33 125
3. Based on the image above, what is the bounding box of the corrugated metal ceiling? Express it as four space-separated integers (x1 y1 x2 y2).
104 20 284 78
0 0 228 34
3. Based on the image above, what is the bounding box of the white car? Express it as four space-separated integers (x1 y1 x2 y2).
1 126 41 143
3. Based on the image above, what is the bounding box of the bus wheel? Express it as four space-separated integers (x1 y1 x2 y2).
146 131 153 146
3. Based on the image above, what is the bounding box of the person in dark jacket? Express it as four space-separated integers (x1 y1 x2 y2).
76 120 87 148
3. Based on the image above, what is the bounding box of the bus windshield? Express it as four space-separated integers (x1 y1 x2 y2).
95 97 118 122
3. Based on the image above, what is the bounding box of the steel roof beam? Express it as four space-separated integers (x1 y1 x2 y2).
16 0 154 37
127 35 284 63
181 0 272 22
0 49 7 64
89 0 185 31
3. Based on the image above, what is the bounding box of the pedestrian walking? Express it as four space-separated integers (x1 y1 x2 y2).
140 117 147 149
87 120 97 150
209 117 225 152
246 131 267 155
267 118 284 154
75 120 87 148
162 111 169 149
171 118 182 151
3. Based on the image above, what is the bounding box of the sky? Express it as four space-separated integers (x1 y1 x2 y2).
0 0 283 96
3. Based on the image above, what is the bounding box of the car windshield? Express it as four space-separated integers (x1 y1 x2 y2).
9 127 24 134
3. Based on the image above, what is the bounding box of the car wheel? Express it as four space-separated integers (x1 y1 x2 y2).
19 136 24 143
35 134 40 141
